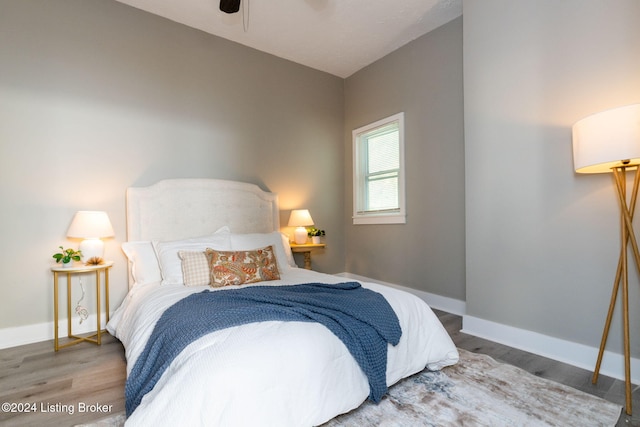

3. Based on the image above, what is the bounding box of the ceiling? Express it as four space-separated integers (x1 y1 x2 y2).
114 0 463 78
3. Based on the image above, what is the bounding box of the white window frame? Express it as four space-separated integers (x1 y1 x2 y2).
352 112 406 225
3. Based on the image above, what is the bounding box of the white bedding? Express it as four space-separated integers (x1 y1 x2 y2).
108 268 459 427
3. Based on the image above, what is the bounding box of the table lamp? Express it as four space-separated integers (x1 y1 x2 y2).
67 211 114 261
572 103 640 415
288 209 314 244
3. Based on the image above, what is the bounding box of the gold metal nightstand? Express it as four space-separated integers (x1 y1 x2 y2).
290 243 326 270
51 262 113 351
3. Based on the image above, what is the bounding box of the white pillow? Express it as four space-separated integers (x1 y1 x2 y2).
229 231 297 272
153 227 232 285
121 241 161 285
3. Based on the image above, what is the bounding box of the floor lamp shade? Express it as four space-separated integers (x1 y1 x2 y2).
67 211 114 260
572 104 640 173
288 209 314 244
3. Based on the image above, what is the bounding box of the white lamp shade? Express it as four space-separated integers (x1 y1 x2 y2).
572 104 640 174
288 209 314 245
288 209 314 227
67 211 114 260
67 211 114 238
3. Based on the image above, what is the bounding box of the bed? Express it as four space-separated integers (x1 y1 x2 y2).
107 178 459 426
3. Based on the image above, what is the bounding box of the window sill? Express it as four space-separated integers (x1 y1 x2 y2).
353 214 406 225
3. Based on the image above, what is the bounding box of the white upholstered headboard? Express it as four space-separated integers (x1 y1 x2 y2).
126 179 279 242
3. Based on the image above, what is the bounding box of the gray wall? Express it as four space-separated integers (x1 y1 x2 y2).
0 0 344 334
344 17 465 301
464 1 640 354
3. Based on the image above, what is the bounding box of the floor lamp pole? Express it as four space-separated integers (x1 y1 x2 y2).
592 165 640 416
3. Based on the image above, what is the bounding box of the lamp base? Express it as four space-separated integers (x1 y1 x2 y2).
592 165 640 416
78 238 104 261
294 227 308 245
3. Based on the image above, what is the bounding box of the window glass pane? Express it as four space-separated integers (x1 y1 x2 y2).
367 126 399 174
366 175 398 211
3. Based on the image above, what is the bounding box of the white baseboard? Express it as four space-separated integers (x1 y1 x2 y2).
337 272 639 384
0 313 108 350
336 272 467 316
462 314 640 385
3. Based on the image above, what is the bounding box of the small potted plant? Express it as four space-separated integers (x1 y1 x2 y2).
307 227 325 244
53 246 82 267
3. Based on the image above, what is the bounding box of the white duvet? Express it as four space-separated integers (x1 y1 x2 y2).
107 269 458 427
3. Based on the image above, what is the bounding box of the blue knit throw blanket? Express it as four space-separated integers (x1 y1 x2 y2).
125 282 402 416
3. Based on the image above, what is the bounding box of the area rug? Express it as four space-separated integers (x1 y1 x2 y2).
77 349 621 427
324 349 622 427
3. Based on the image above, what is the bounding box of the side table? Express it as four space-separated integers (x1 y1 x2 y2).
290 243 326 270
51 261 113 351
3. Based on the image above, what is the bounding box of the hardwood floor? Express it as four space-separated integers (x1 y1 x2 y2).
0 334 126 427
0 311 637 426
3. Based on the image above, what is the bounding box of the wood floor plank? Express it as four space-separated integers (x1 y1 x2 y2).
0 311 635 426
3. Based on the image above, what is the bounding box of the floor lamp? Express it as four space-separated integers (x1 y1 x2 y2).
572 104 640 415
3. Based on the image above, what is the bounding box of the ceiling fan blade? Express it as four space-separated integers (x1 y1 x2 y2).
220 0 241 14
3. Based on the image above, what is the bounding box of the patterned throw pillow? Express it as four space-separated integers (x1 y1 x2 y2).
205 245 281 287
178 251 211 286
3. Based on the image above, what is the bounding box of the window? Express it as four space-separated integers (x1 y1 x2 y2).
352 112 406 224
